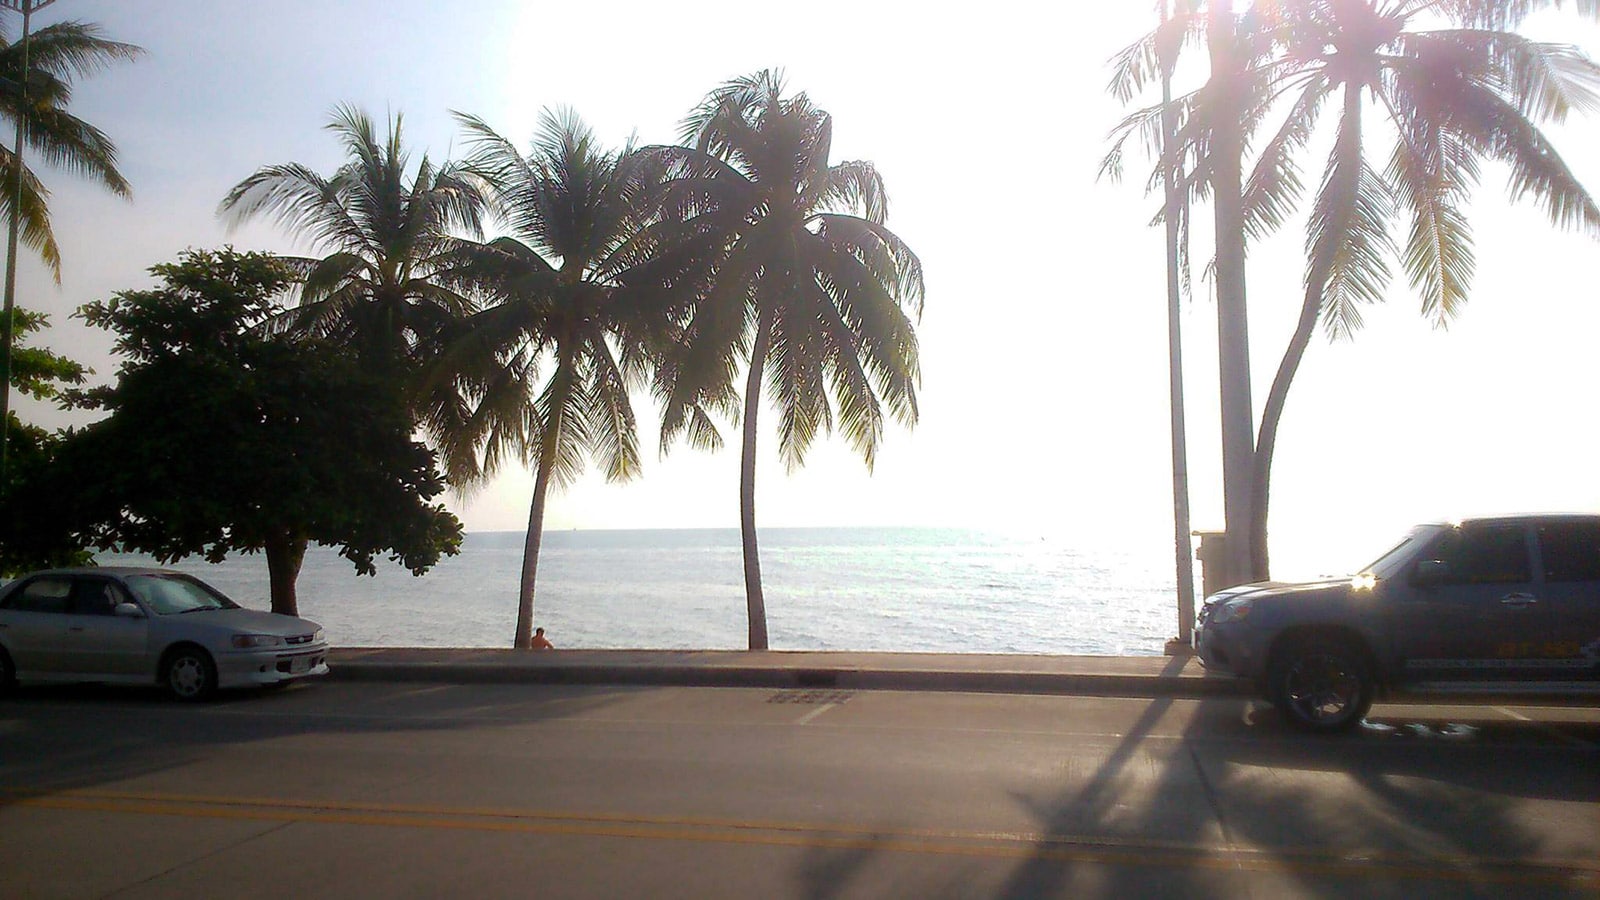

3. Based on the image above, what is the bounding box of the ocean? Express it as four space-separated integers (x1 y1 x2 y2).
97 527 1195 655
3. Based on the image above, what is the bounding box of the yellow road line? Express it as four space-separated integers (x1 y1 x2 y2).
3 787 1594 887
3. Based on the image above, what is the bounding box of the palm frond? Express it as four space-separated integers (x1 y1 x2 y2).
1306 107 1398 341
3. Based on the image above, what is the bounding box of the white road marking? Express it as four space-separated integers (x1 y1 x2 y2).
795 703 837 725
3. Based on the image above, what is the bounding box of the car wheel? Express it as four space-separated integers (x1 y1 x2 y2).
1268 637 1373 733
163 647 217 702
0 648 14 695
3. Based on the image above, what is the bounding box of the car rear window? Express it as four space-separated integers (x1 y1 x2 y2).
5 577 73 613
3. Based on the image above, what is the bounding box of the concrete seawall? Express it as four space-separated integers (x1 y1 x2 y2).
327 648 1252 698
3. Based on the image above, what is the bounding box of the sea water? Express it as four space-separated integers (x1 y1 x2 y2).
97 527 1193 655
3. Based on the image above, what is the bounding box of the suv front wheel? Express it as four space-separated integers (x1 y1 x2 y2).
1268 637 1374 733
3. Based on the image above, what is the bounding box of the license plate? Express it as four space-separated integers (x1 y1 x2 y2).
290 657 310 674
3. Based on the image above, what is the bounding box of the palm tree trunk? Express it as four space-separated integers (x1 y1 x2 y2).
741 302 774 651
1250 279 1324 582
264 531 307 616
1209 2 1256 589
515 389 565 649
1160 0 1197 643
1249 85 1362 581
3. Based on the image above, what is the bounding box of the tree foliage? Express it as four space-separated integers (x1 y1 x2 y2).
218 106 488 486
1107 0 1600 580
646 71 926 649
0 19 142 276
47 248 463 614
445 108 660 648
0 307 90 575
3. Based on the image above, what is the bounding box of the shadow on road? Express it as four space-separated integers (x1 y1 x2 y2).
983 674 1599 898
0 679 635 804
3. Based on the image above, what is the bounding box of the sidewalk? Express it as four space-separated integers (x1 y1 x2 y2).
327 648 1251 698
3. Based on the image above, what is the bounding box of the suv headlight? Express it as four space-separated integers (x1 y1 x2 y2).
1210 598 1254 624
231 634 286 649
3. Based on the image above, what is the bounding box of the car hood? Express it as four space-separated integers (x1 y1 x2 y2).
162 608 322 638
1206 578 1351 605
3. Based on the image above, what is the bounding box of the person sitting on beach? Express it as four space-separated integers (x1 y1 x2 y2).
530 627 554 650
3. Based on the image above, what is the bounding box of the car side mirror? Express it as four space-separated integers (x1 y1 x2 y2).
113 602 145 618
1410 559 1447 588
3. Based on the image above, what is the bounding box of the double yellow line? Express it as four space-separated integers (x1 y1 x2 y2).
5 788 1596 888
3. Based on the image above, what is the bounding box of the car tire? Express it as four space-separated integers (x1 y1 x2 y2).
0 648 14 695
1268 636 1373 733
163 647 217 702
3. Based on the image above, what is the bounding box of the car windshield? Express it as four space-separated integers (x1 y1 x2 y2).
124 574 239 615
1360 525 1445 579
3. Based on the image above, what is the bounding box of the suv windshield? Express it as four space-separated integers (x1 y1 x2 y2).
125 574 239 615
1361 525 1445 580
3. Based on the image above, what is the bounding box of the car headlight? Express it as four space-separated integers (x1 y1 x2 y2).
231 634 286 649
1210 598 1254 624
312 629 325 644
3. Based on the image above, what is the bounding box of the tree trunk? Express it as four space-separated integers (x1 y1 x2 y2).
1250 280 1324 582
1160 0 1197 642
1209 4 1256 590
264 531 307 616
515 377 567 650
740 303 774 651
1249 85 1362 582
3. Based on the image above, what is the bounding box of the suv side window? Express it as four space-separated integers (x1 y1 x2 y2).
1427 525 1531 585
3 577 74 613
1538 521 1600 583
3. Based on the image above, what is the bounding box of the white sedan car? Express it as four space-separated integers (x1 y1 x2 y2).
0 567 329 700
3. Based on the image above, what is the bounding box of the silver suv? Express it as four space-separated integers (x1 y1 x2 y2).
1195 514 1600 731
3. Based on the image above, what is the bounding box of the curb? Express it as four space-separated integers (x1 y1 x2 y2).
325 661 1254 699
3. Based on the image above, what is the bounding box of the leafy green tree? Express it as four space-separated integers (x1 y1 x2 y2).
218 106 487 483
56 248 463 615
0 306 90 574
446 108 661 648
649 71 925 649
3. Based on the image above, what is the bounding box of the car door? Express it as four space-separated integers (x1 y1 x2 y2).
1388 522 1553 682
0 576 74 676
64 577 150 678
1533 519 1600 681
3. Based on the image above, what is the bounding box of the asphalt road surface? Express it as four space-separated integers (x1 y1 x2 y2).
2 682 1596 898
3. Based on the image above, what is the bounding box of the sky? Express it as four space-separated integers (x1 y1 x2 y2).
8 1 1600 580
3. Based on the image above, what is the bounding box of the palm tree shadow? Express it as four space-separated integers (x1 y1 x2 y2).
988 680 1595 898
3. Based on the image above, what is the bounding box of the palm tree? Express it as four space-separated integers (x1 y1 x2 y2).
218 106 488 482
0 19 139 486
0 19 140 276
1242 0 1600 577
1108 1 1279 589
648 71 925 650
1110 1 1600 580
444 108 661 649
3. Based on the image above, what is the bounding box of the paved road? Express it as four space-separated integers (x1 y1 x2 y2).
2 682 1596 898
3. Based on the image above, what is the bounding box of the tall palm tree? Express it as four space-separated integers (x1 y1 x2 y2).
1110 1 1600 580
648 71 925 650
0 19 139 486
1108 1 1282 589
219 106 488 482
1242 0 1600 577
444 108 661 649
0 19 140 276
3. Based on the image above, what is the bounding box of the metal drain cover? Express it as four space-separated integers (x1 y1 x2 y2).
768 690 855 705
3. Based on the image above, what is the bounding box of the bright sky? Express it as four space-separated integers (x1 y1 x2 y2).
11 1 1600 579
